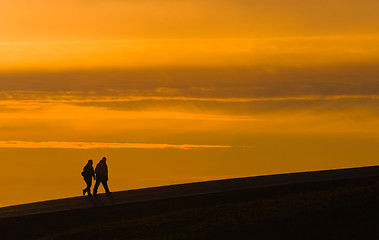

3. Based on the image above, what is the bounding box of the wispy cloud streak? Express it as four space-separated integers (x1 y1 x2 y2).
2 94 379 104
0 141 231 150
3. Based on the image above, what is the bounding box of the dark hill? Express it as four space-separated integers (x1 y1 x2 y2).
1 166 379 240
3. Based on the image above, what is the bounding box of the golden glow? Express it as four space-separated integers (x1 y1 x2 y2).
0 141 231 150
2 0 379 41
1 37 379 70
1 0 379 207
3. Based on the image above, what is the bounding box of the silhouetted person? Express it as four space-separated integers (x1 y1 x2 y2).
93 157 111 196
82 159 95 196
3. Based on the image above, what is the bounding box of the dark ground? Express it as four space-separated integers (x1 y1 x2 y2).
1 174 379 240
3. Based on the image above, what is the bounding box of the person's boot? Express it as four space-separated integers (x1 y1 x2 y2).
82 189 86 196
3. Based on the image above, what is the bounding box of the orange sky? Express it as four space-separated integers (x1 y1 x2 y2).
2 0 379 41
0 0 379 206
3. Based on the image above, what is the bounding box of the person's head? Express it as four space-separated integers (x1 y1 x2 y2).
88 159 93 165
102 157 106 162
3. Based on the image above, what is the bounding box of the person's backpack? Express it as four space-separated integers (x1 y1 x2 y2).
81 171 84 176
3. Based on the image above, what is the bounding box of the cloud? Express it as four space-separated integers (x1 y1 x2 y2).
2 64 379 100
2 90 379 103
0 141 232 150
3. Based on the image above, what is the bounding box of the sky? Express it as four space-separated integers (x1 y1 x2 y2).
0 0 379 206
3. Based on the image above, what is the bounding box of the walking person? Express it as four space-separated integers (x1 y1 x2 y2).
82 159 95 196
93 157 111 196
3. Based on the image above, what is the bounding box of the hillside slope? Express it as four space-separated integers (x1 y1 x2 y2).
1 166 379 239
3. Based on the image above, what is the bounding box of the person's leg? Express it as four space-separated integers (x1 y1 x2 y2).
101 180 110 194
83 178 90 195
87 179 92 195
93 179 100 196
